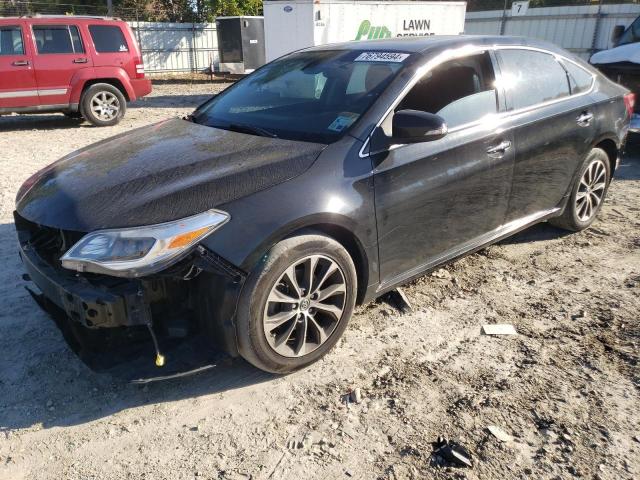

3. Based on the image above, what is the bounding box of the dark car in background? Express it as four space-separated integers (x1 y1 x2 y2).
0 15 151 126
14 35 631 373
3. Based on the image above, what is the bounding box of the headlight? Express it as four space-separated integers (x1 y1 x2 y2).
61 209 229 277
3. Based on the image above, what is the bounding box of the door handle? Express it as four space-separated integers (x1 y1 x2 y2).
486 140 512 156
73 58 88 64
577 112 594 126
12 60 30 66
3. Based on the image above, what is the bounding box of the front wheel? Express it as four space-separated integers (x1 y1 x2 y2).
236 233 357 374
80 83 127 127
550 147 611 231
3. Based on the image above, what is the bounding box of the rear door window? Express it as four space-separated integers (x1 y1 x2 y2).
0 26 24 55
560 59 594 95
33 25 83 54
498 49 571 110
397 52 499 129
89 25 129 53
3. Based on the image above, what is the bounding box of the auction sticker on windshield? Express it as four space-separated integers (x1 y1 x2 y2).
354 52 409 62
328 112 359 132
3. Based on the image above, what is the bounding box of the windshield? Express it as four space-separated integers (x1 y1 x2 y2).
192 49 409 143
618 16 640 46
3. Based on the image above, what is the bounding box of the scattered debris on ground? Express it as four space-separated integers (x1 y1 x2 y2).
486 425 513 443
431 436 473 468
482 324 518 335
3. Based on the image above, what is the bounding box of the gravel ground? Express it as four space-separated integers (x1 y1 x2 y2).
0 83 639 480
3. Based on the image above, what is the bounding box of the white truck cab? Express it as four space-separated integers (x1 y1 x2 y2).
591 15 640 129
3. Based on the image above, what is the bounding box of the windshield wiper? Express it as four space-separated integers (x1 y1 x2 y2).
227 123 278 138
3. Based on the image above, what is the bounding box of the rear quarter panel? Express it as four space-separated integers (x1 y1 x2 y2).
589 75 630 168
67 66 137 104
84 21 138 80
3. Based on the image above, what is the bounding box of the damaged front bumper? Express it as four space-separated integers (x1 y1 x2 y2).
15 212 246 363
20 236 152 329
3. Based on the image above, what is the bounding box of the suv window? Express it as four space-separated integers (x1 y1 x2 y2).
0 26 24 55
397 52 498 128
498 49 570 110
89 25 129 53
33 25 84 54
561 60 594 95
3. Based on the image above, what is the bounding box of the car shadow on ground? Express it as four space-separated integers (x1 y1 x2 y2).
616 147 640 180
499 222 572 245
0 221 275 432
0 114 89 132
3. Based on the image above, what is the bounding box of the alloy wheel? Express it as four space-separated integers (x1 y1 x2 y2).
263 255 347 358
576 159 607 222
90 91 120 121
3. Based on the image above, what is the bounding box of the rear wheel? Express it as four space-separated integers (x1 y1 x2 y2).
550 147 611 231
236 233 357 374
80 83 126 127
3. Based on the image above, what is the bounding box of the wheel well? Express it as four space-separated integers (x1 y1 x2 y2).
81 79 130 102
594 138 618 179
288 224 369 305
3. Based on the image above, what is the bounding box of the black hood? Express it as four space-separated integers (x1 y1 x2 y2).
16 118 326 231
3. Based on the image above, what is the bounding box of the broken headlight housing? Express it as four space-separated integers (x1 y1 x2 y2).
61 209 230 277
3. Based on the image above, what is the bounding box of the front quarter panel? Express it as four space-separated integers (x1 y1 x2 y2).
200 135 379 292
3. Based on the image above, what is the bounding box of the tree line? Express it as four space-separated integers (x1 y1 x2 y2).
2 0 639 22
0 0 262 21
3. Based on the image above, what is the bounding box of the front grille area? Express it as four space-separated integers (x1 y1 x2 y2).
14 212 85 268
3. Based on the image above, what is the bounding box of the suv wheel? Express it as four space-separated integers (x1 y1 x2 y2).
81 83 126 127
550 147 611 231
236 233 357 374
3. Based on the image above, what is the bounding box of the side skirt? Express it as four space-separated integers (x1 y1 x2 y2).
374 207 561 297
0 103 77 115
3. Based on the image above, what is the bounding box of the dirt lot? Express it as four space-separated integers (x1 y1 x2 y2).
0 84 638 480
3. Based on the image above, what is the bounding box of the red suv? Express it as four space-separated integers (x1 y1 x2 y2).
0 15 152 126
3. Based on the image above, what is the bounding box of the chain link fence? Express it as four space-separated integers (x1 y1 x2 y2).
0 1 219 74
3 1 640 71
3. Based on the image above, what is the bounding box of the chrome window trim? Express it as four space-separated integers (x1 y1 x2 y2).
31 24 82 55
359 44 596 158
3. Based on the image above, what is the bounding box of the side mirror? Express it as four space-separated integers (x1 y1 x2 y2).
392 110 448 144
612 25 625 45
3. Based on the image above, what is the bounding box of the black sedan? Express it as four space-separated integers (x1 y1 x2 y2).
14 35 632 373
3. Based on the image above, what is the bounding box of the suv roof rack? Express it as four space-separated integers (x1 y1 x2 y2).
20 14 120 20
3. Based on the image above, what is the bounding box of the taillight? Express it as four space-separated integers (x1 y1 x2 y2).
624 92 635 117
135 61 145 79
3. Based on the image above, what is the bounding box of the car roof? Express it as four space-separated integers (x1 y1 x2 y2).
0 15 125 24
305 35 567 57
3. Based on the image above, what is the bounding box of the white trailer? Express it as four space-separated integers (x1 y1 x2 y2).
263 0 467 62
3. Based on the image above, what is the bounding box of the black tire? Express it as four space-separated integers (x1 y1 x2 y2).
80 83 126 127
236 233 357 374
550 147 611 231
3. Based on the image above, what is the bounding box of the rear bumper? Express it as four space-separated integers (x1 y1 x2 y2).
130 78 152 100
